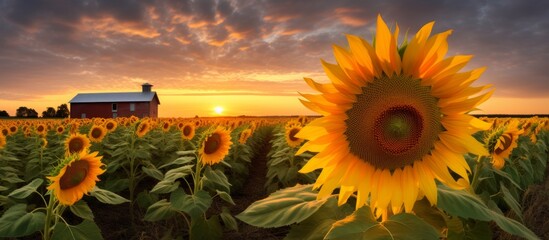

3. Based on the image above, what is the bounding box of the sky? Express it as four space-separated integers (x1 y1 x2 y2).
0 0 548 117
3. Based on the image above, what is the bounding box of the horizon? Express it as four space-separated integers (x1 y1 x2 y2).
1 0 548 117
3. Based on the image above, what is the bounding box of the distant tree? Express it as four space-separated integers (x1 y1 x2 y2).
42 107 57 118
0 110 9 117
16 106 38 118
16 106 29 117
27 108 38 118
55 104 70 118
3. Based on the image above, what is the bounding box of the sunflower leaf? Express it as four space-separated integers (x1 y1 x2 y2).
51 219 103 240
220 207 238 231
7 178 43 199
324 206 441 240
190 215 222 240
286 197 353 240
0 204 45 237
437 185 538 240
90 186 130 205
236 184 331 228
144 199 176 222
170 189 212 219
202 166 231 193
70 200 94 220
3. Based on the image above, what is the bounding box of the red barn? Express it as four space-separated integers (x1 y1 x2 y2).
69 83 160 119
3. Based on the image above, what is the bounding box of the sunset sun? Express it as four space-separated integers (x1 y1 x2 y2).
214 106 224 115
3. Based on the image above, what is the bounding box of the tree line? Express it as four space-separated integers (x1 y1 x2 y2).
0 104 70 118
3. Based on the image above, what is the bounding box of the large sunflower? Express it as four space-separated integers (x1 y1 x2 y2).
198 126 232 165
47 151 105 205
485 120 523 169
297 15 492 219
65 133 91 156
89 125 107 143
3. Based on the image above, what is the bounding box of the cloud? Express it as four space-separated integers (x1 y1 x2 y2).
0 0 547 112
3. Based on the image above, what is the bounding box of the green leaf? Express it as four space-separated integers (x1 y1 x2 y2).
143 199 176 222
90 186 130 205
285 197 353 240
51 219 103 240
70 200 94 220
159 156 195 169
0 204 45 237
190 215 222 240
176 150 196 156
500 183 523 222
170 189 212 219
325 206 440 240
412 198 447 232
142 166 164 181
442 215 465 240
202 166 231 193
216 190 235 205
220 207 238 231
150 180 180 194
437 185 539 240
236 184 330 228
8 178 43 199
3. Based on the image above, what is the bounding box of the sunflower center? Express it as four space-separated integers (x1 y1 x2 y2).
344 74 442 170
374 105 423 155
68 138 84 154
183 125 192 136
59 160 90 190
106 122 114 130
495 134 513 154
204 133 221 154
91 128 102 138
289 128 300 142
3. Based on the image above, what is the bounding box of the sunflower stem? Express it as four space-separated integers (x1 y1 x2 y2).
43 192 57 240
470 155 486 193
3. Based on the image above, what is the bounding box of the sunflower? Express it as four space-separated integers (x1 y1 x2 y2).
485 120 523 169
65 133 91 156
198 126 232 165
239 128 253 144
89 125 107 143
40 137 48 149
56 125 65 135
1 127 8 137
161 121 171 132
181 122 196 140
296 15 492 219
9 125 17 135
47 151 105 205
104 119 117 133
135 120 151 138
35 123 47 136
286 125 304 148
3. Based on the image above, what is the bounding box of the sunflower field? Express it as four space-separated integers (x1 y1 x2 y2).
1 15 549 240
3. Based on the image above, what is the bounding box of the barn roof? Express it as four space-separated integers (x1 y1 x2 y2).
69 91 160 104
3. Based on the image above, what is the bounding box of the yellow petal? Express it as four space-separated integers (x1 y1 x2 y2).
415 161 437 205
401 165 418 212
321 60 362 95
390 168 403 214
375 169 393 211
346 34 378 78
402 21 434 76
375 15 397 75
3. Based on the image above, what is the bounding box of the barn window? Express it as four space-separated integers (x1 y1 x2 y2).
130 103 135 112
112 103 118 112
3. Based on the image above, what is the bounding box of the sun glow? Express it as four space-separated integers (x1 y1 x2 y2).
214 106 224 115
